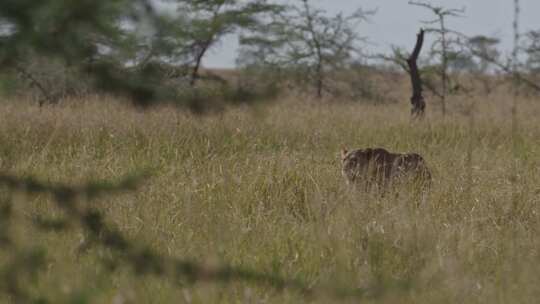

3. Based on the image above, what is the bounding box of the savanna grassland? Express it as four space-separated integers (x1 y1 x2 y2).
1 90 540 303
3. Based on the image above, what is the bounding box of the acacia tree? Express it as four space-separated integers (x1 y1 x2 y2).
239 0 372 98
463 32 540 93
155 0 282 87
467 36 500 73
524 30 540 75
463 35 501 94
408 1 465 115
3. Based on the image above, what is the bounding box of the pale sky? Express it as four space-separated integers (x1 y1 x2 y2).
200 0 539 68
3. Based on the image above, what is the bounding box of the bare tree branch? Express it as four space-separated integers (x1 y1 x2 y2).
468 47 540 92
13 64 57 106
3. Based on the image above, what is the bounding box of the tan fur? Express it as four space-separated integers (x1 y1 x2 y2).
341 147 431 191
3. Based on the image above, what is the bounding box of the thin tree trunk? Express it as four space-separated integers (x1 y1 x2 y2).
440 18 448 116
511 0 520 214
189 43 210 87
407 29 426 118
189 3 223 88
303 0 324 99
315 59 323 98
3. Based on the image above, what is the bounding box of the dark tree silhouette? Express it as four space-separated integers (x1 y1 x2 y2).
407 29 426 118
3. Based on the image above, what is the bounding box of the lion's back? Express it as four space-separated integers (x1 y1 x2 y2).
341 147 431 189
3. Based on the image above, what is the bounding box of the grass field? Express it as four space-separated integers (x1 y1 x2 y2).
1 92 540 303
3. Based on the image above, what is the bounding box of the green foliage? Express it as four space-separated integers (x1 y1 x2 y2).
0 0 281 109
0 0 164 106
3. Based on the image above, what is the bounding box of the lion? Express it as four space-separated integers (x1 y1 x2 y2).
340 147 431 192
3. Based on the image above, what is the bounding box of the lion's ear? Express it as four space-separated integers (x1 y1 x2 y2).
341 147 348 160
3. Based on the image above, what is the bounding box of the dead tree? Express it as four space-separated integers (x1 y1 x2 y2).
407 29 426 118
409 1 465 116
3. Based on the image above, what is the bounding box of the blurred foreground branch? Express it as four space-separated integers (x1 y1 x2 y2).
0 172 409 302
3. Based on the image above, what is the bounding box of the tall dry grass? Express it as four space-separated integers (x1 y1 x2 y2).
0 91 539 303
